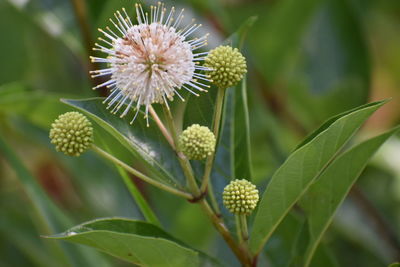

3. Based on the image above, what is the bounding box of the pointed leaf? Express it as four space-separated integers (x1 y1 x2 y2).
299 126 400 266
62 98 186 189
249 100 387 254
47 218 201 267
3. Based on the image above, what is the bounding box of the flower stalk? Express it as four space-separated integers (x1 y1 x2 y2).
149 106 175 149
161 104 202 197
159 103 253 266
199 199 252 266
91 145 192 199
201 87 226 193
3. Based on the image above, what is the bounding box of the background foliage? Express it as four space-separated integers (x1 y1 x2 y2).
1 0 400 266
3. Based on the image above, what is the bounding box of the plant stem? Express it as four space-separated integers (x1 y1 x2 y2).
237 214 252 266
200 199 252 266
149 106 175 149
240 214 249 241
207 181 221 215
155 103 252 266
236 215 243 243
91 145 192 199
162 104 201 196
98 138 161 226
239 214 249 242
201 87 226 193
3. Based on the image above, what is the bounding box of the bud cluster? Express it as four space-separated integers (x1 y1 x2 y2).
205 45 247 89
49 112 93 157
223 179 259 215
179 124 216 160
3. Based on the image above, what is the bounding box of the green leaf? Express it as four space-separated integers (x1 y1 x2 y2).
298 126 400 266
226 74 253 180
62 98 186 189
286 0 370 124
114 165 161 227
0 133 110 267
249 100 387 254
183 16 256 183
47 218 200 267
0 83 72 128
0 1 88 93
247 0 322 82
225 17 256 180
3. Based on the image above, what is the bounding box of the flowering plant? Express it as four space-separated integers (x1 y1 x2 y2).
45 3 398 266
1 1 399 267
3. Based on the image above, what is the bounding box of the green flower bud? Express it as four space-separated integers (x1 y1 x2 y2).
223 179 259 215
205 45 247 89
179 124 216 160
49 112 93 157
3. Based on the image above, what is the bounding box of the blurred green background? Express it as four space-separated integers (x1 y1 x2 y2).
1 0 400 266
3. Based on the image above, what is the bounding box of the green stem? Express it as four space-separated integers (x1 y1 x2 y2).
235 215 243 243
115 166 161 227
207 181 221 215
98 138 161 226
162 104 201 196
155 103 251 266
238 214 252 266
240 214 249 241
201 87 226 193
200 199 251 266
91 145 192 199
149 106 175 149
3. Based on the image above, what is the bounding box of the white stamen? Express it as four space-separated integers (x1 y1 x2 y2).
92 4 210 123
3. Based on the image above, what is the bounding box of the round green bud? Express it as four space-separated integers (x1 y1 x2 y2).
223 179 259 215
179 124 216 160
49 112 93 157
205 45 247 89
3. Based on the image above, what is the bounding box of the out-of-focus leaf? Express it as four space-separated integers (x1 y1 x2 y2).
265 212 338 267
0 83 72 128
249 100 386 254
0 1 88 93
0 216 58 267
0 133 110 267
114 165 161 227
95 0 131 28
297 127 399 266
47 218 203 267
246 0 322 82
286 0 370 124
263 213 304 267
63 98 186 189
308 245 339 267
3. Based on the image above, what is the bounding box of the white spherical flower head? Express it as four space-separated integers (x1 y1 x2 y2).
91 3 211 126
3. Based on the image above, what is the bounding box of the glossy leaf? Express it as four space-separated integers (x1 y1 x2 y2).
299 126 400 266
249 100 387 254
47 218 200 267
63 98 186 189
